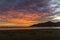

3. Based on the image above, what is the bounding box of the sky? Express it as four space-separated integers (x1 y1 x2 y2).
0 0 60 26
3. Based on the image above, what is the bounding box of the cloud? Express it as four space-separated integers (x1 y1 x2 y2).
0 0 50 12
1 0 60 26
0 9 48 26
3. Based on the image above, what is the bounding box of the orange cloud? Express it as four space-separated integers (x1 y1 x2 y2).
0 10 48 27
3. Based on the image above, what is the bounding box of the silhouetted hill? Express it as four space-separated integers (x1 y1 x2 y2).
30 21 60 27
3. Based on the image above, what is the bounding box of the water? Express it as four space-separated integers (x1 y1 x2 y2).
0 27 60 30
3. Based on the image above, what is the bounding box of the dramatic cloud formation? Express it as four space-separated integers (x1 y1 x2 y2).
48 0 60 22
0 10 47 26
0 0 60 26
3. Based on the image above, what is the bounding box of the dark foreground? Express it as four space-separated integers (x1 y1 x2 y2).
0 29 60 40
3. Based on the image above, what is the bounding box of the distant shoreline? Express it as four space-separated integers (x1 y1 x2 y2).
0 27 60 30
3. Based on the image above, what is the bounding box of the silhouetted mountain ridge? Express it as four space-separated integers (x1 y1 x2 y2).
30 21 60 27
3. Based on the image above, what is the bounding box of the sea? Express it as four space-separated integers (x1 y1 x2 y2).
0 27 60 30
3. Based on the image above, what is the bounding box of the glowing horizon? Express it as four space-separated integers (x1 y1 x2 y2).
0 0 60 27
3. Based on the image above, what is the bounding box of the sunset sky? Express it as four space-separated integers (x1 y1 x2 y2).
0 0 60 26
